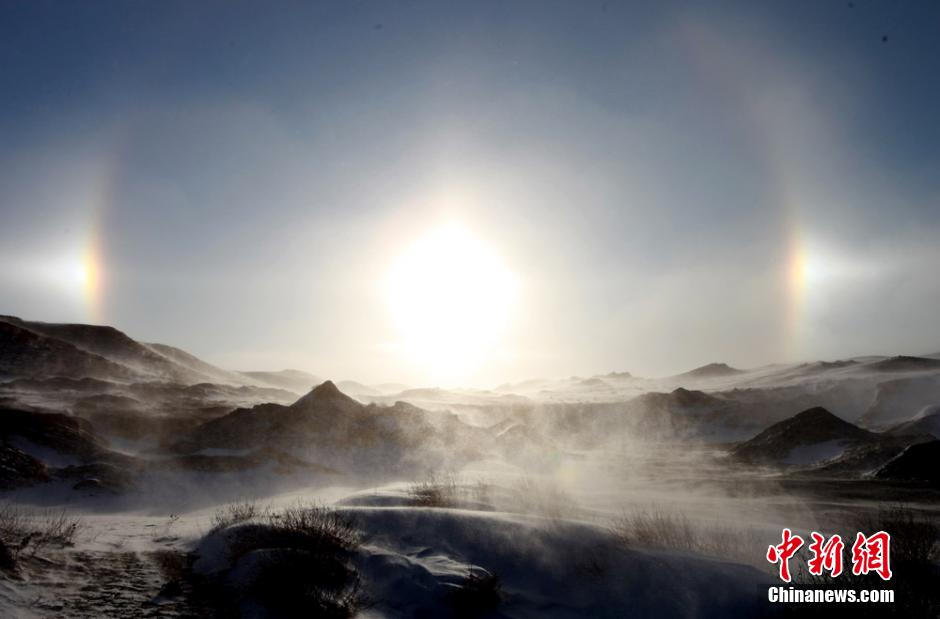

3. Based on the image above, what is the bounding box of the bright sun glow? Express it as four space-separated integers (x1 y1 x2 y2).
384 222 517 380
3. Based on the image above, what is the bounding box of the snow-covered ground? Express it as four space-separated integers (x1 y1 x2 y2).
0 452 789 618
3 316 940 617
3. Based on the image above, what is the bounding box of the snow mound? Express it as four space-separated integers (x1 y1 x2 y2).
347 507 769 618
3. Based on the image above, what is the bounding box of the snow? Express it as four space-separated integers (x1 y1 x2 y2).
0 474 774 618
347 506 769 617
185 501 771 618
4 346 939 616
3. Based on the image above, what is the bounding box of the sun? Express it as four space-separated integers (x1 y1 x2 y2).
384 222 517 380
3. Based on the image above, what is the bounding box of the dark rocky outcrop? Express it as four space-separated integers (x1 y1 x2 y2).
172 381 477 474
874 440 940 485
675 363 744 380
731 407 876 465
0 406 135 491
0 443 49 489
868 356 940 373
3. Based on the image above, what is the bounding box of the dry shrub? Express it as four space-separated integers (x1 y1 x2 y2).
0 503 29 549
408 473 460 508
198 502 364 618
0 503 85 566
34 509 84 547
267 503 362 552
859 504 939 566
788 505 939 618
210 498 264 532
610 507 764 564
612 509 695 551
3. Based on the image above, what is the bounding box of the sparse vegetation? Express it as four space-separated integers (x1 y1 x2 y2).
408 472 460 507
610 507 764 564
406 473 576 519
612 509 694 550
860 504 939 566
32 508 84 549
210 498 264 532
268 503 362 551
0 503 86 571
792 504 940 618
180 502 364 618
0 502 29 546
407 473 509 511
866 505 940 618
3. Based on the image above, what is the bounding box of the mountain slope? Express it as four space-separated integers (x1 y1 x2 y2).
0 320 138 382
0 316 187 381
0 406 136 491
887 405 940 439
867 355 940 372
675 362 744 380
731 407 876 466
177 381 418 452
239 369 320 393
146 342 259 386
0 315 256 386
859 374 940 427
174 381 475 473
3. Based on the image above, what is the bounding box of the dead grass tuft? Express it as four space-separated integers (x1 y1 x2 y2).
0 503 85 567
610 506 764 564
408 473 460 508
210 498 264 532
195 502 364 618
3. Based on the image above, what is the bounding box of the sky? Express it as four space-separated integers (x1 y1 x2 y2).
1 1 939 387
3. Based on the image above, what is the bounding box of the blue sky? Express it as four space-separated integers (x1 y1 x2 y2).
1 1 938 386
